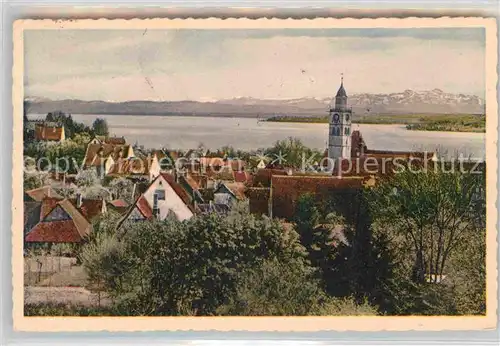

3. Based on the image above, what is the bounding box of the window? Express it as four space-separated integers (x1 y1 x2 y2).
345 127 350 135
345 114 350 122
155 189 166 200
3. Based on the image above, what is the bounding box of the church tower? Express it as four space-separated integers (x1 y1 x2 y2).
328 76 352 160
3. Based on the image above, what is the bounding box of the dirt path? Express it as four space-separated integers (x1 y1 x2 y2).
25 286 111 307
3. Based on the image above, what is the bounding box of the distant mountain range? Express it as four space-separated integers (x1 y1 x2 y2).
25 89 485 118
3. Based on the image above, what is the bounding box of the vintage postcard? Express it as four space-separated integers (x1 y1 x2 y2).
12 17 498 332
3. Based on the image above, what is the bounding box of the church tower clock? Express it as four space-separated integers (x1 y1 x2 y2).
328 76 352 160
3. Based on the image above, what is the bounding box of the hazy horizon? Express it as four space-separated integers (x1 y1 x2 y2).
24 28 485 102
25 87 485 103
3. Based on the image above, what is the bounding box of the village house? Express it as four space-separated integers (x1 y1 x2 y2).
89 135 127 146
270 175 374 219
106 199 130 215
34 122 65 142
24 186 63 237
106 154 161 182
213 181 247 206
83 141 134 176
176 172 206 205
24 193 107 245
247 174 375 219
117 173 195 228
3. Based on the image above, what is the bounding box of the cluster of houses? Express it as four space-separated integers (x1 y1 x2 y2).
23 80 434 248
23 133 424 248
25 121 66 142
23 134 257 247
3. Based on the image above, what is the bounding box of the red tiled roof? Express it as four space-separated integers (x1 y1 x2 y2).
96 136 126 145
271 175 365 220
222 182 247 200
331 155 428 177
39 196 104 222
252 168 288 187
24 186 62 202
108 199 128 208
107 156 155 176
106 199 129 215
364 149 428 158
34 124 64 141
84 143 131 167
26 199 91 243
233 171 252 184
135 195 153 219
70 198 104 221
25 220 83 243
115 194 152 230
189 173 208 189
184 174 200 190
159 173 195 212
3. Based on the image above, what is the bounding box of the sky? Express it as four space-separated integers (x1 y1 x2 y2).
24 28 486 102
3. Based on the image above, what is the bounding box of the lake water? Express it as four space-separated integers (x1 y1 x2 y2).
28 114 486 159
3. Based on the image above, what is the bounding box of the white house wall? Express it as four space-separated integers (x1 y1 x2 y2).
143 176 193 221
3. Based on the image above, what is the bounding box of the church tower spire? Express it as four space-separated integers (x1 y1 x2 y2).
328 75 352 161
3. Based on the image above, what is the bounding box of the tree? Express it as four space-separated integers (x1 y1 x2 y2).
75 169 100 188
85 210 309 316
46 111 92 139
45 138 88 174
23 169 50 190
79 232 131 302
108 177 134 203
217 258 377 316
294 191 393 309
366 162 485 285
447 227 486 315
265 137 322 169
293 194 340 286
92 118 109 136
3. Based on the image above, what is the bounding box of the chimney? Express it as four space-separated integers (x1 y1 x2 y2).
131 183 137 201
76 193 83 208
101 196 107 214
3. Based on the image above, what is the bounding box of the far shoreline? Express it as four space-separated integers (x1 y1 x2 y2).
265 114 486 133
26 112 486 134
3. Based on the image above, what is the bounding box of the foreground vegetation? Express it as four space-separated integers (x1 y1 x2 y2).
26 159 486 316
266 114 486 132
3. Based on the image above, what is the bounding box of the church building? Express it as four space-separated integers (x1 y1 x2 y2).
328 76 352 160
